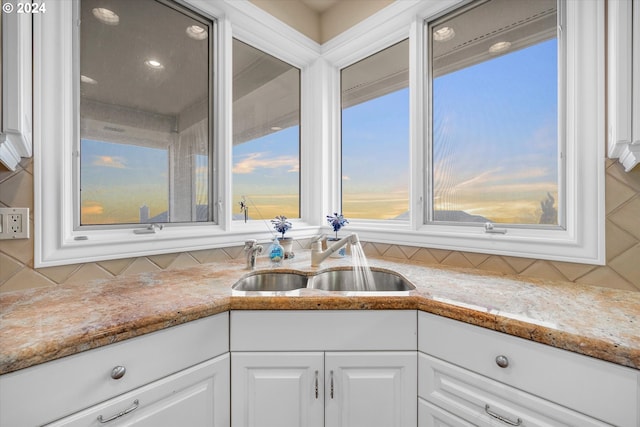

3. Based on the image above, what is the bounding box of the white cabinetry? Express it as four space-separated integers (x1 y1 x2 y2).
324 351 416 427
232 352 324 427
0 313 230 426
47 354 229 427
418 312 639 427
0 0 32 170
231 310 417 427
608 0 640 171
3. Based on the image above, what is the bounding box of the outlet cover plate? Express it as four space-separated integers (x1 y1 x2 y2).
0 208 30 240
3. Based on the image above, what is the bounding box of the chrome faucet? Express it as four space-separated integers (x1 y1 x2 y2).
311 233 359 267
244 239 263 270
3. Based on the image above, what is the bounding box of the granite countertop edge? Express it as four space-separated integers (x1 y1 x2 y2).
1 254 638 375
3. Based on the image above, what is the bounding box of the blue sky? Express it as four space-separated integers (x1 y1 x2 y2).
81 38 557 225
80 139 169 224
342 88 410 194
341 88 410 219
233 126 300 219
433 39 558 223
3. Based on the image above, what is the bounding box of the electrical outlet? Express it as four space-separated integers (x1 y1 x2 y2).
0 208 29 240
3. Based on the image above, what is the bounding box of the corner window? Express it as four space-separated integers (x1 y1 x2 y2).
78 0 213 226
232 39 301 221
428 0 560 227
340 40 410 221
324 0 604 264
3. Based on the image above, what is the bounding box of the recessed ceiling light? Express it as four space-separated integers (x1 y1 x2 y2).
270 126 282 131
489 41 512 54
433 26 455 42
186 25 208 40
144 59 164 69
80 75 98 85
92 8 119 25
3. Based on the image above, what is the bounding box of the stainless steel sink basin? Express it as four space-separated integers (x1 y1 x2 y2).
309 269 415 292
232 272 308 291
232 269 415 292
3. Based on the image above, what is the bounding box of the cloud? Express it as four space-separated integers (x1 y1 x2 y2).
81 201 104 216
453 168 502 189
92 155 126 169
233 152 299 174
456 167 551 188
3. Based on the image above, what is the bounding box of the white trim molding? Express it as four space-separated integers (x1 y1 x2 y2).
608 0 639 172
1 1 32 171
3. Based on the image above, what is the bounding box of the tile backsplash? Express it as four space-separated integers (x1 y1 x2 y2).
1 158 638 293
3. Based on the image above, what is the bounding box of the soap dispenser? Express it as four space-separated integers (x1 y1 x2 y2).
268 237 284 266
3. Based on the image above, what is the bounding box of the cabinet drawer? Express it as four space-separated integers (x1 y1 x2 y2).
46 354 230 427
419 398 476 427
419 353 610 427
418 312 638 427
231 310 417 351
0 313 229 427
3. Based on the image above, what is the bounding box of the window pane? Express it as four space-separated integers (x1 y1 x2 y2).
430 0 559 225
79 0 212 225
232 39 300 221
341 40 410 220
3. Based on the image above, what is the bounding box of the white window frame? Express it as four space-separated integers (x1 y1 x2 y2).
34 0 322 267
322 0 605 265
34 0 605 267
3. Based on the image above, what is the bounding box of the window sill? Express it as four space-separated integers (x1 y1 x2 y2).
343 223 605 266
36 222 322 268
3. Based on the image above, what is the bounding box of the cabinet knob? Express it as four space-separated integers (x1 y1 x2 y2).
495 355 509 368
110 365 127 380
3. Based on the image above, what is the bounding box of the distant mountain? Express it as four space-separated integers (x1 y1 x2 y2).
392 210 489 223
433 210 489 223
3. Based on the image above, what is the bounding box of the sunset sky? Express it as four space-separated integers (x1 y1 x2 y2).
80 139 169 225
233 125 300 220
342 88 410 220
81 38 557 226
432 38 558 224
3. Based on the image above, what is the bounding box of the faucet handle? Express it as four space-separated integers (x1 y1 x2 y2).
311 240 322 252
244 239 257 249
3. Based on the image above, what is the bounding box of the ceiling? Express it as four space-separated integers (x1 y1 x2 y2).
80 0 558 141
80 0 209 119
299 0 339 13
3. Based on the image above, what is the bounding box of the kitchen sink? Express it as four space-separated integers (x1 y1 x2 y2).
309 269 415 291
232 269 415 292
232 272 308 291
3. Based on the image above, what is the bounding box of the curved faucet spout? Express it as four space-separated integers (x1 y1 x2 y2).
244 239 263 270
311 233 359 267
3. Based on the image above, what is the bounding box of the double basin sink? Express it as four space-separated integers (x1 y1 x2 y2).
232 268 415 292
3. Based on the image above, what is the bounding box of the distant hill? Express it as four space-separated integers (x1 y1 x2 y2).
393 210 489 223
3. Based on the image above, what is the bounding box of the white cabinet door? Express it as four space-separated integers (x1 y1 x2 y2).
232 352 324 427
47 354 230 427
324 352 417 427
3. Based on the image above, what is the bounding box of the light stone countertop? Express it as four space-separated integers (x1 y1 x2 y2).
1 251 638 375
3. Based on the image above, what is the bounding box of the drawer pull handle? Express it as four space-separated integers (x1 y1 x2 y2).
330 370 334 399
315 370 319 399
110 365 126 380
495 355 509 368
97 399 139 423
485 404 522 426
